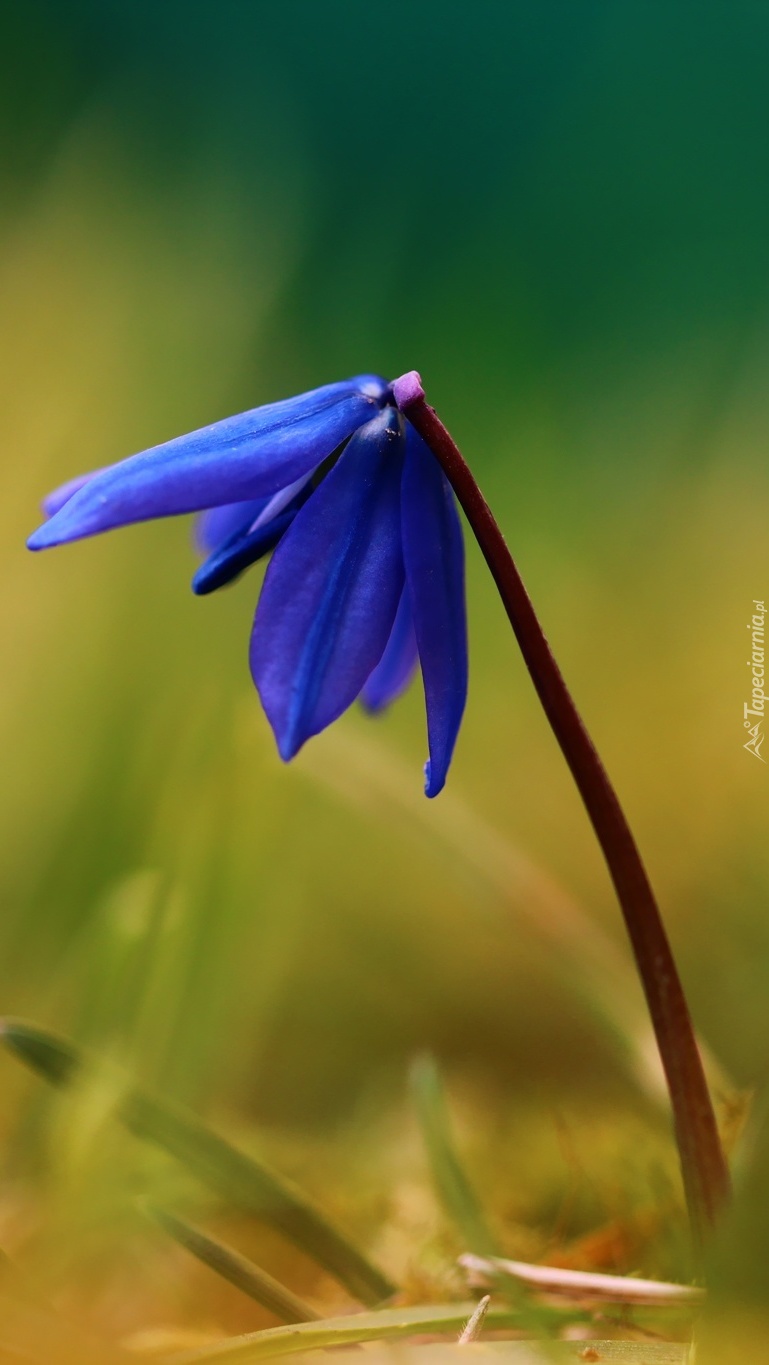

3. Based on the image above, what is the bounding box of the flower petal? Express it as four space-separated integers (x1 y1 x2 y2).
250 408 405 760
28 375 389 550
42 467 111 516
249 470 315 531
195 468 317 561
359 587 418 713
195 499 271 555
193 483 313 595
402 422 468 797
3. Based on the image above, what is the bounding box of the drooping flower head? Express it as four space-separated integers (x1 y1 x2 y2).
28 375 468 795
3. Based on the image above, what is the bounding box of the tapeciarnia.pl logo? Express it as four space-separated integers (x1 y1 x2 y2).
744 599 766 762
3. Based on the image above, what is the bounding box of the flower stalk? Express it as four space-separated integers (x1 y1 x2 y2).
393 370 730 1250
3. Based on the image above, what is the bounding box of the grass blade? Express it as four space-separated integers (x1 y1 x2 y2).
150 1206 321 1323
409 1053 498 1255
166 1308 689 1363
0 1018 395 1306
457 1294 490 1343
165 1302 522 1362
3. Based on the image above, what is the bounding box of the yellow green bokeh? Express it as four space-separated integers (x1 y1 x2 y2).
1 3 768 1356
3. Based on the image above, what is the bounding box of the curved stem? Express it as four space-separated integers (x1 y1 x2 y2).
393 371 730 1250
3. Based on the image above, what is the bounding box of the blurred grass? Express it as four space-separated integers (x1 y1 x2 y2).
0 1 768 1356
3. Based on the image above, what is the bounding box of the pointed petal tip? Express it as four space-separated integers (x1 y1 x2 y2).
423 759 445 798
359 694 386 717
276 728 303 763
253 672 306 764
190 567 215 596
27 525 55 551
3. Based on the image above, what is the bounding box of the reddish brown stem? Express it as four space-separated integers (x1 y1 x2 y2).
393 371 730 1250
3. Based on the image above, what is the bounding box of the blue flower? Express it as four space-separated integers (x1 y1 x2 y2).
28 375 468 795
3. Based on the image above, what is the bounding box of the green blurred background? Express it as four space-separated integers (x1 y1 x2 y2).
1 0 769 1348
